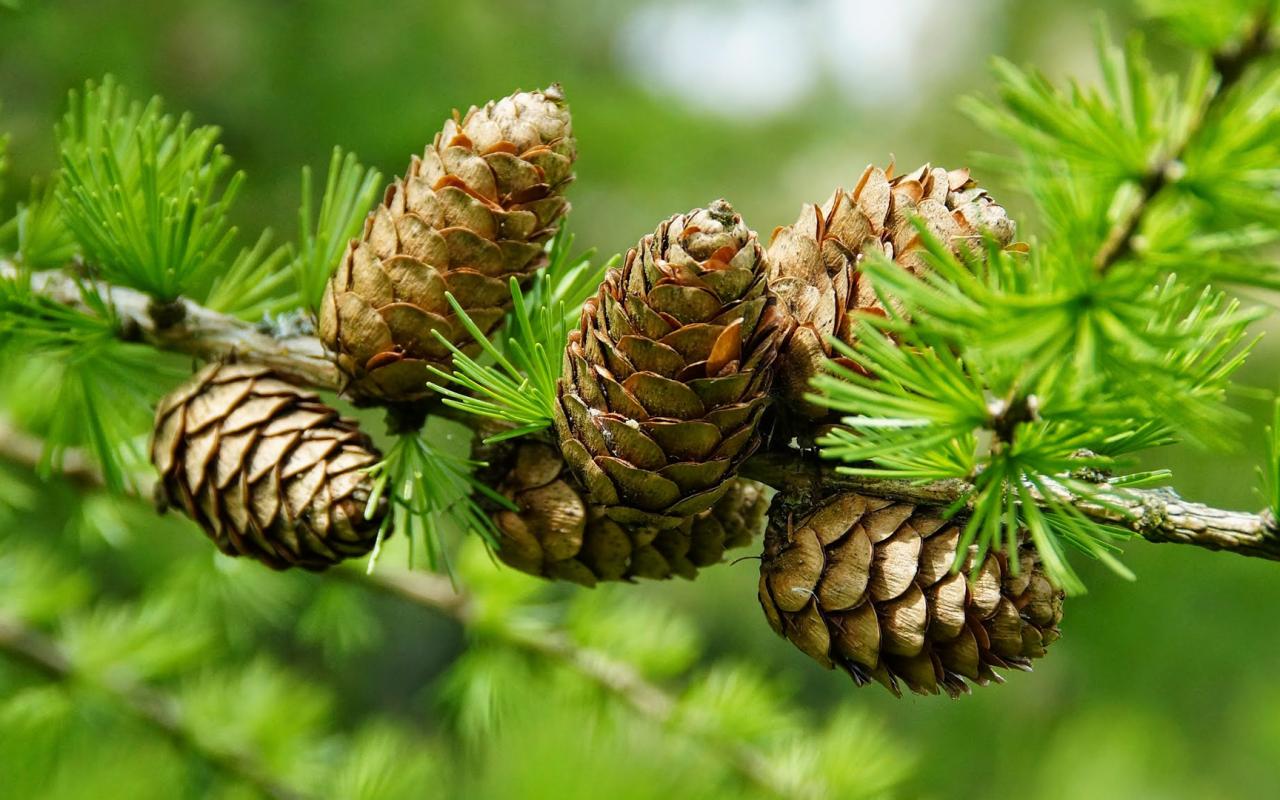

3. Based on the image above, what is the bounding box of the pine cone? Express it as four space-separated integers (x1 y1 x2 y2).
150 363 387 570
555 200 785 528
767 163 1014 417
483 438 768 586
759 492 1062 697
319 85 576 404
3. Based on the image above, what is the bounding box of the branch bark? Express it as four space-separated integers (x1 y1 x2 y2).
2 262 342 392
0 613 306 800
741 451 1280 562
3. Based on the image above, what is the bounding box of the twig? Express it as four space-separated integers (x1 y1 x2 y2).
741 450 1280 562
1 262 342 392
1093 9 1275 271
0 417 102 486
0 424 805 800
346 569 681 721
346 567 791 795
0 613 306 800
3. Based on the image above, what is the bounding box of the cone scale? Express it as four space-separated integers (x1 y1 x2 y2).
759 492 1063 697
150 363 387 571
554 200 786 530
320 85 576 404
480 438 768 586
767 163 1014 417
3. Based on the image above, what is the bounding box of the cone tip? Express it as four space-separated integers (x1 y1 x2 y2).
706 198 738 226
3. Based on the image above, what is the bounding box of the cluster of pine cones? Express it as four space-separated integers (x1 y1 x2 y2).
150 85 1062 697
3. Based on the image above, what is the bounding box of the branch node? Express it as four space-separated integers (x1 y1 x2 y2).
1134 494 1171 534
147 297 187 330
384 402 431 436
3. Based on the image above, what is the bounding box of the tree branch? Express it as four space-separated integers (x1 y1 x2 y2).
5 262 1280 564
1 261 342 392
1093 8 1275 271
0 613 306 800
741 450 1280 562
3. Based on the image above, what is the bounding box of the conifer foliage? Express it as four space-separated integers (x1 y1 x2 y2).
2 16 1280 795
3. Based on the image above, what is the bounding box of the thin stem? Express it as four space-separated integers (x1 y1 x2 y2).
0 613 306 800
1093 9 1275 271
346 568 794 798
0 424 805 800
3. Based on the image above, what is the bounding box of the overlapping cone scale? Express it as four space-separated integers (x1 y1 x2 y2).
320 85 576 404
767 163 1015 416
759 492 1062 697
481 438 768 586
150 363 387 571
554 200 786 527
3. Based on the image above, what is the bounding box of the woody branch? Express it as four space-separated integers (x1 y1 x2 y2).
5 258 1278 564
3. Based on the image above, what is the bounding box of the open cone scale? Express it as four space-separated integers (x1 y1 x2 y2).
554 200 786 529
320 85 576 403
760 492 1063 697
150 363 387 571
480 438 768 585
766 162 1015 417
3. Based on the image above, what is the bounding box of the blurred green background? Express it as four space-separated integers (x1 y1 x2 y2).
2 1 1279 798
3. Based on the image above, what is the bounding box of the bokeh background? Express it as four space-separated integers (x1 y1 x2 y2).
2 1 1279 798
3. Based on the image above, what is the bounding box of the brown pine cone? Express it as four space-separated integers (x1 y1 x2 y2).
554 200 786 529
319 85 576 404
483 438 768 586
759 492 1062 697
767 163 1014 417
150 363 386 570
